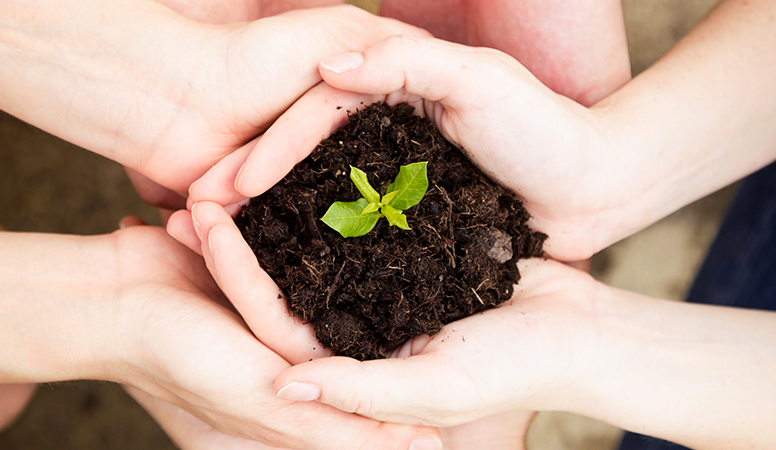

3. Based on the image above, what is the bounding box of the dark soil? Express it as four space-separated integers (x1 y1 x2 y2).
235 103 546 360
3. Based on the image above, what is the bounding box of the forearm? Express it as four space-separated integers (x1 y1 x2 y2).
481 0 630 106
0 0 208 169
593 0 776 245
0 232 119 384
571 285 776 449
379 0 630 106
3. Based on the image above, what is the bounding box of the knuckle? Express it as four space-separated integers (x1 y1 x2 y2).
343 389 377 416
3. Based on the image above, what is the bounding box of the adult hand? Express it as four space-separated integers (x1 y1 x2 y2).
274 258 602 427
121 0 351 209
210 0 776 259
125 386 293 450
156 0 346 24
192 37 614 260
167 204 529 449
0 0 427 204
274 256 776 449
0 226 438 450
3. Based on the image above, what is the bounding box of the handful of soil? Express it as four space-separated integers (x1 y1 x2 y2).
235 102 546 360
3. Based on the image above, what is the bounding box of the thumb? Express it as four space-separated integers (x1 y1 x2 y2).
274 354 479 427
318 35 544 112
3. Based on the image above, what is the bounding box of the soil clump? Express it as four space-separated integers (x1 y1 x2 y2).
235 102 546 360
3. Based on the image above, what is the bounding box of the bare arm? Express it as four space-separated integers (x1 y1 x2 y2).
0 0 425 195
592 0 776 247
0 228 438 449
379 0 631 105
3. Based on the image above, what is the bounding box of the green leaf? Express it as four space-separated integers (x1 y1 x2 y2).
382 204 410 230
321 199 380 238
361 201 381 215
385 161 429 211
349 166 380 204
381 190 398 205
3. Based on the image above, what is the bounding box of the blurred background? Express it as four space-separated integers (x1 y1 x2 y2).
0 0 728 448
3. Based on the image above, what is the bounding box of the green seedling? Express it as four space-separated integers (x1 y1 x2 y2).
322 162 429 238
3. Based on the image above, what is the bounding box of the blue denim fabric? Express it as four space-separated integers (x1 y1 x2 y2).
618 160 776 450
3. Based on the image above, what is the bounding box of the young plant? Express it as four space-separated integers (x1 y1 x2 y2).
322 162 429 238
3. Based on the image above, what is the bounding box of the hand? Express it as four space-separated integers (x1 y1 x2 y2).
0 225 438 450
155 0 346 24
1 0 427 201
126 387 531 450
272 258 602 426
168 204 530 449
191 37 618 260
273 254 776 449
125 386 294 450
439 411 535 450
0 383 37 432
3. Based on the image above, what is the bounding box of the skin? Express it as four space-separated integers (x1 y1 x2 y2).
167 1 629 448
378 0 631 106
0 2 432 447
275 258 776 449
207 0 776 262
1 0 629 447
167 200 538 450
0 225 439 449
0 0 427 201
236 0 776 447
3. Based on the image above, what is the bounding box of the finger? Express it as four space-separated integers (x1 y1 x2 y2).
192 201 329 364
321 34 537 101
118 215 147 229
188 137 257 207
274 354 478 427
125 167 187 210
234 83 383 198
124 386 287 450
440 410 536 450
166 209 203 255
317 36 552 141
0 383 37 432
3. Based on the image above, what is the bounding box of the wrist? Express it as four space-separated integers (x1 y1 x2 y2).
0 232 124 384
562 284 776 449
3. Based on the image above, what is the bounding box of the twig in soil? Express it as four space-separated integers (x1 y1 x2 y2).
471 287 484 305
433 183 457 268
326 259 348 309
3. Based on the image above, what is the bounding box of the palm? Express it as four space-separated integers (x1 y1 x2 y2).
273 259 603 427
110 225 435 449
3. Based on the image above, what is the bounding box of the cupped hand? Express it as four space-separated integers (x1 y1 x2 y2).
3 1 427 204
30 224 437 449
125 386 295 450
272 258 605 426
127 5 427 196
195 36 624 260
168 203 532 449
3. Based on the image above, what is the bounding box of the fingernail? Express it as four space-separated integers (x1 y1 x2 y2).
234 163 247 193
321 52 365 74
276 382 321 402
190 203 202 240
409 435 443 450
